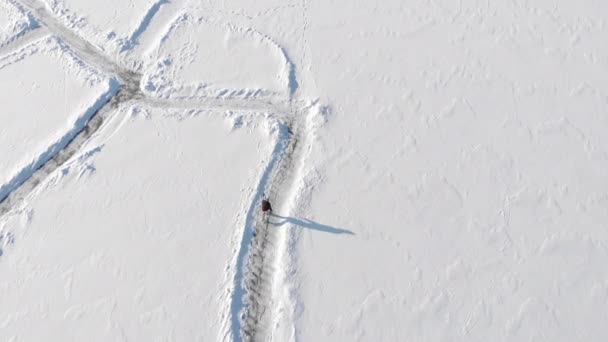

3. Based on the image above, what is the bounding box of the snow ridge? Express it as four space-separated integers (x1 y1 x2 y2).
0 0 39 48
119 0 169 52
269 104 330 341
39 0 169 54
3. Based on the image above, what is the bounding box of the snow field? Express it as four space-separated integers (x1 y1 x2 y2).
38 0 166 54
142 11 295 101
1 0 606 341
289 1 608 341
0 105 277 341
0 0 37 47
0 35 116 202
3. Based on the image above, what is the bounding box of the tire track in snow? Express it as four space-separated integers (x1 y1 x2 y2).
0 0 145 215
2 2 319 342
240 122 301 342
16 0 141 76
233 104 324 342
227 119 291 342
1 0 297 216
0 72 139 216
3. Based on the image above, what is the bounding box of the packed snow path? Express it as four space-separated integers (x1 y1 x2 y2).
0 1 318 341
4 1 606 341
237 118 300 342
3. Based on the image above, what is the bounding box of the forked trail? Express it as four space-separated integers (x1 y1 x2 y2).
2 1 320 341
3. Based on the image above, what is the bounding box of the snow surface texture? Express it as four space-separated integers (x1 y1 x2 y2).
0 35 115 202
1 0 608 341
0 0 37 47
289 2 608 342
40 0 165 55
0 107 274 342
142 12 296 100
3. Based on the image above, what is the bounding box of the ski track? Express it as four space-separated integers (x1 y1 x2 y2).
1 1 318 342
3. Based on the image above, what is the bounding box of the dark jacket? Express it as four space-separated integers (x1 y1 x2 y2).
262 200 272 212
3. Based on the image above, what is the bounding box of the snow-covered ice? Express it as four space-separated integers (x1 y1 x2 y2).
0 36 115 202
0 106 275 341
1 0 608 341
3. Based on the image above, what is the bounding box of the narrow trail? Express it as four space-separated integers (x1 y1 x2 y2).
236 117 302 342
0 26 47 57
0 0 297 214
232 102 321 342
0 0 145 214
14 0 136 79
1 2 317 342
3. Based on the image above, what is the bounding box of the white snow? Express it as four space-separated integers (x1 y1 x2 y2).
1 0 608 341
40 0 165 54
142 11 293 100
280 1 608 341
0 106 275 341
0 0 37 47
0 35 115 201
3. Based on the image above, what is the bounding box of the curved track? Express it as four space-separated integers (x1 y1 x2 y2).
1 2 319 341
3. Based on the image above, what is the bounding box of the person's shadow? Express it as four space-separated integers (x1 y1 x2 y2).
270 214 354 235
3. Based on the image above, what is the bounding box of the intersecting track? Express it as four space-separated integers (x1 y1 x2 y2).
1 1 317 342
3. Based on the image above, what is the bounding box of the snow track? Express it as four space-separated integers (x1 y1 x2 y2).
0 34 119 208
1 1 320 341
0 0 38 47
1 0 303 213
229 121 291 342
237 119 299 342
0 0 144 213
233 103 326 342
1 1 605 341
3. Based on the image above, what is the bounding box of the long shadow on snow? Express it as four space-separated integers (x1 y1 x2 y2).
270 215 354 235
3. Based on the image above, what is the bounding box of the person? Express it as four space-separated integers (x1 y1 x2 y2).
261 199 272 213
